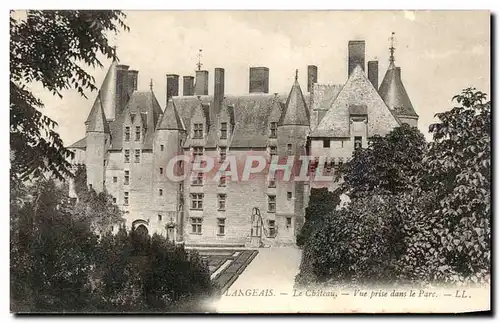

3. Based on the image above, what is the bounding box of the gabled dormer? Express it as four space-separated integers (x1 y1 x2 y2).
189 99 209 142
217 101 234 142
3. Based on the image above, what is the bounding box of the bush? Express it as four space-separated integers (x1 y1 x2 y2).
10 178 213 313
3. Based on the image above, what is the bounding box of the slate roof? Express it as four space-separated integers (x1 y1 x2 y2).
157 98 185 130
68 137 86 149
378 64 418 118
173 92 309 149
85 92 110 133
312 65 400 138
108 91 163 150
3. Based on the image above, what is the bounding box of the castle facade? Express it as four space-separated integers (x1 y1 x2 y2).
68 39 418 247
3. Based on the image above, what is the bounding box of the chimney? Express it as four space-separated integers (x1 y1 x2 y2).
307 65 318 92
195 70 209 95
116 64 130 115
249 67 269 93
166 74 180 98
348 40 365 78
367 61 379 90
214 68 225 116
183 76 195 96
127 70 138 95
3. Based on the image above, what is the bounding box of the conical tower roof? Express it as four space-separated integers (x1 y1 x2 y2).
157 97 185 130
378 32 418 118
378 65 418 117
279 70 310 126
86 92 110 133
86 60 117 123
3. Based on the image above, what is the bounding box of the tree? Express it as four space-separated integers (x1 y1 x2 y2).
72 165 125 234
296 188 341 247
10 179 98 312
402 88 491 284
10 10 129 182
295 88 491 287
341 124 427 196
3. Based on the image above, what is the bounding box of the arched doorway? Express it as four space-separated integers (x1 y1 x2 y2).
135 224 149 237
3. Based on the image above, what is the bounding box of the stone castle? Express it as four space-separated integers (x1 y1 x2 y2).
68 38 418 247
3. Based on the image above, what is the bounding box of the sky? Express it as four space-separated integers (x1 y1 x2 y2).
32 10 490 145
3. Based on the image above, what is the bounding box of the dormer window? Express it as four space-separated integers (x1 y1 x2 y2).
270 122 277 138
124 126 131 142
220 122 227 139
193 123 203 139
135 126 141 141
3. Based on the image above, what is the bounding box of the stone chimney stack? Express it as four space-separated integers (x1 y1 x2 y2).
127 70 138 95
348 40 365 78
307 65 318 93
115 64 130 116
249 67 269 93
367 60 379 90
183 76 195 96
166 74 180 98
195 70 209 96
213 68 225 116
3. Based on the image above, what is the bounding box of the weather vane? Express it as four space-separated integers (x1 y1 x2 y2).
295 69 298 82
389 32 396 64
149 78 154 92
196 49 203 71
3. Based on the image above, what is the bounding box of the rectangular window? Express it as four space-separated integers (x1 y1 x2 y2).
191 217 202 234
124 192 129 206
354 136 362 150
219 175 227 187
287 191 292 200
135 149 141 163
325 161 333 175
158 214 162 222
220 122 227 139
323 139 330 148
219 148 227 163
287 143 293 155
113 176 117 183
191 172 203 186
268 176 276 188
217 218 226 235
124 126 130 142
112 197 117 204
159 189 163 196
193 146 204 161
191 193 204 210
124 170 130 185
268 195 276 213
218 194 226 210
159 167 163 175
160 144 164 151
270 122 277 138
268 220 276 237
193 123 203 138
103 160 107 166
89 184 92 190
135 126 141 141
179 182 184 192
270 146 277 158
286 217 292 228
124 149 130 163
